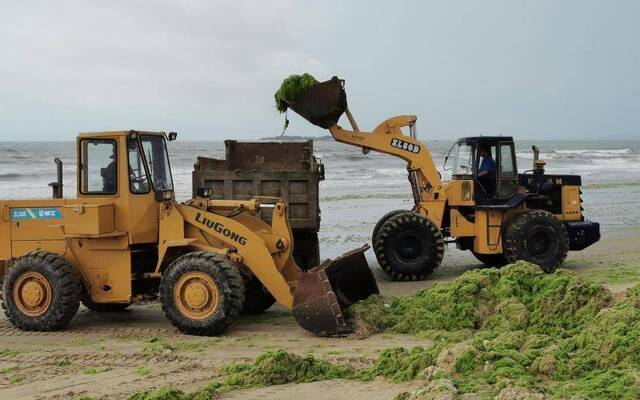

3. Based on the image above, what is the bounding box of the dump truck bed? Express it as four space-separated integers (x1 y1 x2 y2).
192 140 324 269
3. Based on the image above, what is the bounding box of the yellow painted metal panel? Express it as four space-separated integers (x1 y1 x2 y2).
9 202 66 241
0 202 11 260
11 240 66 259
68 240 131 303
561 185 582 221
63 203 114 236
473 210 504 254
450 209 475 237
444 180 475 207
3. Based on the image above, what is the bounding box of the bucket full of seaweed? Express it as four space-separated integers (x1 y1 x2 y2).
274 74 347 129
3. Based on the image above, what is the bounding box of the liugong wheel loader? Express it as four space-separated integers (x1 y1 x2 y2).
0 130 378 336
285 78 600 280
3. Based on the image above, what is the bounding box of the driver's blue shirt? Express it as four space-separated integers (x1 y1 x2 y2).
479 157 496 176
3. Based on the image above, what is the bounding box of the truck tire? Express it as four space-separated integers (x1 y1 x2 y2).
503 210 569 273
160 251 245 336
373 212 444 280
81 291 130 312
242 278 276 315
472 252 509 268
372 209 408 243
2 251 81 331
292 231 320 271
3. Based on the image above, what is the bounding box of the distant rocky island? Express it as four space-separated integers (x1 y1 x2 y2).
259 135 334 142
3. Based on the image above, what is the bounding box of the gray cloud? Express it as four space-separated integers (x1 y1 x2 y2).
1 0 639 140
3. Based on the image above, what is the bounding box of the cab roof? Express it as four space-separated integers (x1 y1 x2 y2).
77 130 166 139
456 136 514 144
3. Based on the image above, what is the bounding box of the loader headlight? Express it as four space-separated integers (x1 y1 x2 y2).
196 187 211 198
155 190 174 202
462 181 472 201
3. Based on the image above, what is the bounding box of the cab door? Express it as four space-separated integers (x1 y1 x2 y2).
72 135 131 303
497 142 518 199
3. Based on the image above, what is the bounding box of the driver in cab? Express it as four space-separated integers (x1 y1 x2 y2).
476 145 496 197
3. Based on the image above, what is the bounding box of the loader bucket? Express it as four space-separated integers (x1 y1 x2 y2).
293 244 379 336
289 77 347 129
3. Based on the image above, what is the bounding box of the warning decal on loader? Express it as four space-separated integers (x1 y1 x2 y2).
10 208 63 220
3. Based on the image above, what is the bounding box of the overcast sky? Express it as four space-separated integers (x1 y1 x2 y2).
1 0 639 141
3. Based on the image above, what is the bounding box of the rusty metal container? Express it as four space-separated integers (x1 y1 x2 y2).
193 140 324 269
289 77 347 129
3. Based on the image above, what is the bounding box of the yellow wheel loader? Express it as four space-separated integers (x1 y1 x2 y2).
0 130 378 336
285 78 600 280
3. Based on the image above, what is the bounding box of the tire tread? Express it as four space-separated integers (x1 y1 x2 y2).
1 251 81 331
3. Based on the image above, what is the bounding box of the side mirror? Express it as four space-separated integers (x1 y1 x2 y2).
168 132 178 141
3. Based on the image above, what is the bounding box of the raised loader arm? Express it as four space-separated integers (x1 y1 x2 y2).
329 113 445 207
287 77 447 226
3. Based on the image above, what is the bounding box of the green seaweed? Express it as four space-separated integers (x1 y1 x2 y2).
347 262 638 398
347 261 611 338
82 366 112 375
274 73 319 112
128 264 640 400
0 348 19 357
221 349 354 387
357 346 442 382
128 388 186 400
128 349 354 400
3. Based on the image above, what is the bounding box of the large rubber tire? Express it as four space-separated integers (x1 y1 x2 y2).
372 209 409 243
160 251 245 336
472 252 509 268
242 278 276 315
2 251 81 331
373 212 445 281
81 291 130 312
503 210 569 273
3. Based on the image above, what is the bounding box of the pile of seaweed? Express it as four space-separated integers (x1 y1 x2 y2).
347 261 613 337
274 73 318 112
128 350 354 400
347 261 640 399
129 262 640 399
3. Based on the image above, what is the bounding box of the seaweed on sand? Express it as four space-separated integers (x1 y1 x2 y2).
129 263 640 399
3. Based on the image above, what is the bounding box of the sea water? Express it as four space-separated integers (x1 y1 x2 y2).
1 140 638 258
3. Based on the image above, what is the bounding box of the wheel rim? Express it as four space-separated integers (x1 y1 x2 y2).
13 272 52 317
174 272 220 320
394 233 425 262
525 227 555 258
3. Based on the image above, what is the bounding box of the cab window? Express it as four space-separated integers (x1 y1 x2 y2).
140 135 174 192
452 143 474 176
127 138 150 194
498 143 518 198
476 144 497 197
80 139 117 195
500 144 516 178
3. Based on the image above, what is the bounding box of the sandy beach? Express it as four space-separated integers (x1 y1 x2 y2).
1 225 638 400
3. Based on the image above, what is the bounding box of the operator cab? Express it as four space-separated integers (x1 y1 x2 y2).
76 130 176 202
449 137 518 203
